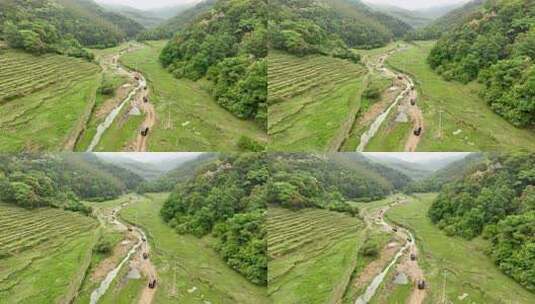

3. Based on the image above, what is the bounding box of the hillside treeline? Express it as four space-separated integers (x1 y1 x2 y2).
429 153 535 290
0 0 143 59
0 153 142 213
269 0 410 61
267 154 409 215
428 0 535 127
405 153 485 193
159 0 267 128
137 0 215 41
136 153 218 193
160 153 267 285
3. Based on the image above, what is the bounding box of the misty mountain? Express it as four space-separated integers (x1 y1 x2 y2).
99 2 195 28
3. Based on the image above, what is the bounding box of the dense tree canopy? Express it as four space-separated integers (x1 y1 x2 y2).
0 0 143 59
0 153 142 214
159 0 267 128
427 0 535 127
160 153 267 285
269 0 410 61
428 153 535 290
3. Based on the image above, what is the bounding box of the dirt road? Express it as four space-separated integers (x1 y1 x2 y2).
355 198 426 304
357 46 424 152
133 91 156 152
89 197 157 304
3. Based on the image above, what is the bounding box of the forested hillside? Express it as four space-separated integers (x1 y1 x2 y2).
268 153 403 213
0 153 141 213
406 153 486 193
137 0 215 41
0 0 143 59
160 153 267 285
159 0 267 127
137 153 218 193
406 0 485 40
428 153 535 290
269 0 411 60
428 0 535 127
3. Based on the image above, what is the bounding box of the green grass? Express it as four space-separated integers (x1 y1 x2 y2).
120 193 268 303
0 49 100 151
386 193 535 303
268 207 365 303
366 108 411 152
268 51 367 151
385 41 535 152
118 41 266 151
0 204 98 303
75 71 129 151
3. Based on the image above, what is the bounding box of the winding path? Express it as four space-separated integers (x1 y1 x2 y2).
357 46 424 152
355 197 426 304
86 45 155 152
89 196 157 304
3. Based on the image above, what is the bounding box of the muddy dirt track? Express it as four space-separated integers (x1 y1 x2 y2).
357 46 424 152
89 197 157 304
355 198 426 304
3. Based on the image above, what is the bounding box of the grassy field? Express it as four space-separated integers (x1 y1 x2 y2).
116 41 266 151
384 41 535 152
120 193 268 303
268 51 367 151
0 203 98 303
386 193 535 304
268 207 365 303
0 50 101 151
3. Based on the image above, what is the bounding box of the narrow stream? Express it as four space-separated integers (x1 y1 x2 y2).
89 204 150 304
86 62 146 152
356 54 415 152
355 205 418 304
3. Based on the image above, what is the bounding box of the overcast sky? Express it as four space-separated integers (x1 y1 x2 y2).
366 152 470 163
97 152 201 163
364 0 468 10
95 0 198 9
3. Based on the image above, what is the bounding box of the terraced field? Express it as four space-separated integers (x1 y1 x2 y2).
0 203 97 257
268 51 367 151
268 207 365 303
0 50 101 151
0 51 98 102
0 203 98 303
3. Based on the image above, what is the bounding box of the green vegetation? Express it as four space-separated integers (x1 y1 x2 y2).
268 51 367 151
0 0 143 59
138 0 215 41
387 41 535 151
406 0 485 40
160 0 267 127
0 49 101 151
120 41 266 151
137 153 218 193
121 193 268 303
160 153 267 285
428 0 535 127
269 0 410 59
0 203 98 303
0 153 142 211
387 193 535 303
429 153 535 290
268 207 365 303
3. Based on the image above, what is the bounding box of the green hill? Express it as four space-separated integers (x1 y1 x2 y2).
137 0 216 40
159 0 267 128
407 0 486 40
428 0 535 127
270 0 411 58
0 0 143 58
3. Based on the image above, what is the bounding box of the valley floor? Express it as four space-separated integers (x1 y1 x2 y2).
360 41 535 152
